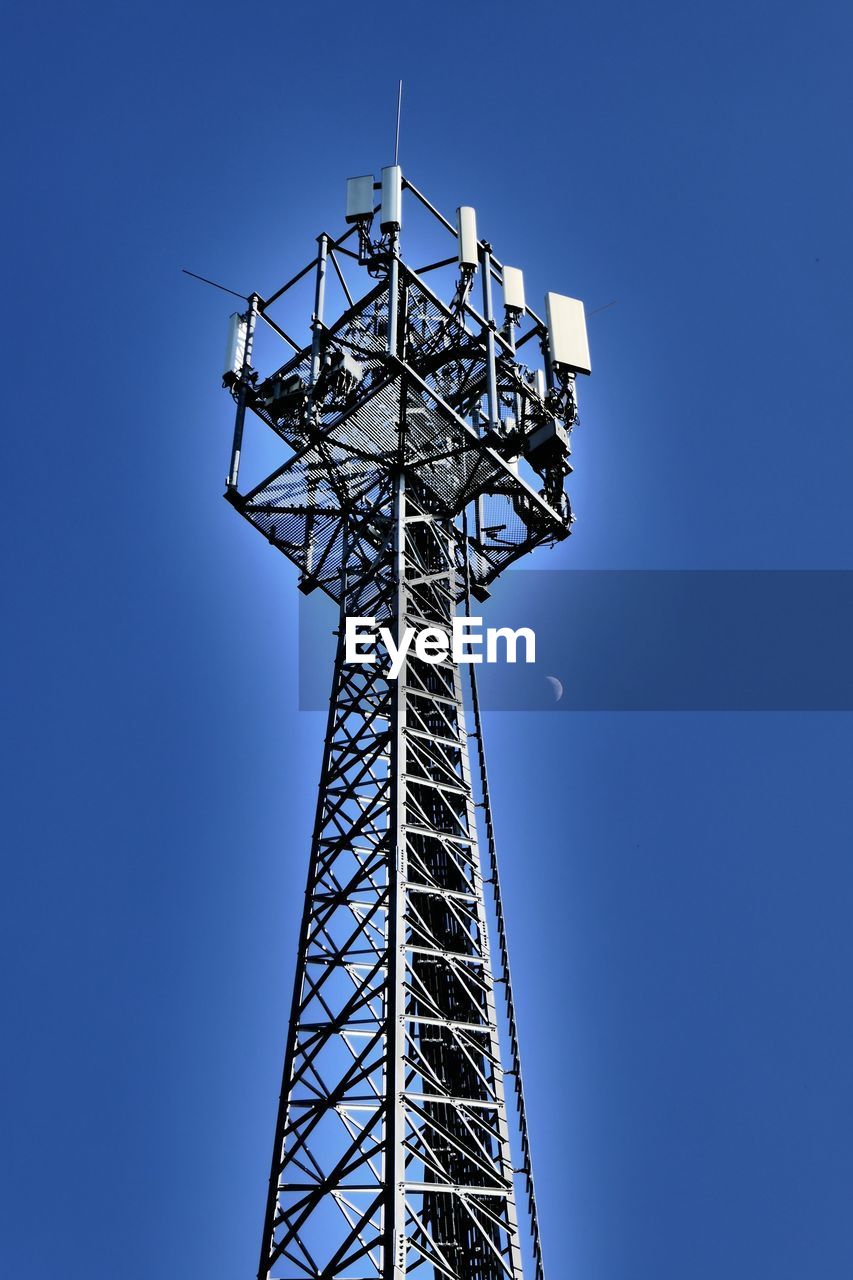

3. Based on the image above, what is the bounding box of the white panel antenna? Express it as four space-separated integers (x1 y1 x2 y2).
224 312 247 376
456 206 479 269
545 292 591 375
502 265 525 312
380 165 402 231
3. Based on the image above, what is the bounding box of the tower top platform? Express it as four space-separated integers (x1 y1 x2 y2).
222 170 590 603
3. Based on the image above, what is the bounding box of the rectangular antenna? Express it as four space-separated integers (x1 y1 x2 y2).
224 312 247 376
503 265 526 312
381 165 402 231
456 206 479 268
346 175 374 222
545 292 591 375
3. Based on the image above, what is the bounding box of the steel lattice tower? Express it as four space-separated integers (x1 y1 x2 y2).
218 162 591 1280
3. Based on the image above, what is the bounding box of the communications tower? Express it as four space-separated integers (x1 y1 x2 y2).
219 160 591 1280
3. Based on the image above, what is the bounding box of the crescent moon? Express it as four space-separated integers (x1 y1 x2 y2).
545 675 564 703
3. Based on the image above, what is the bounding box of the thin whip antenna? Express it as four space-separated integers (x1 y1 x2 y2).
393 79 403 165
181 268 248 302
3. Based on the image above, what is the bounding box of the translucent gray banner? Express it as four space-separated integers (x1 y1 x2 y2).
298 571 853 711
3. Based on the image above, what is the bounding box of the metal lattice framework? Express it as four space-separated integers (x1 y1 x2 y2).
217 167 590 1280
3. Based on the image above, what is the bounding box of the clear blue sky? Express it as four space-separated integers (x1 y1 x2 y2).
2 3 852 1278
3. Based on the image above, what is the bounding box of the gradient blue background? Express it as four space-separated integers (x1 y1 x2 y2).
3 2 853 1277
